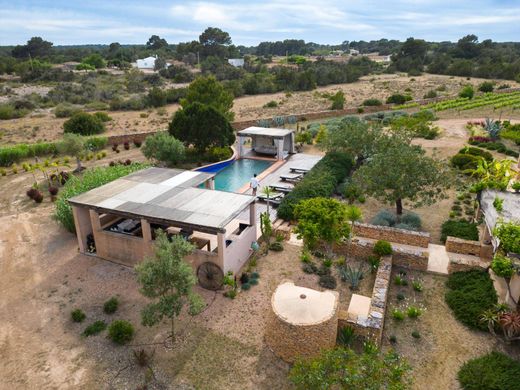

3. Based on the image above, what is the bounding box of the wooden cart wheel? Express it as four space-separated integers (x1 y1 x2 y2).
197 262 224 290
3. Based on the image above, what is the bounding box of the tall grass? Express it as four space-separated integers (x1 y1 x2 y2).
54 163 149 232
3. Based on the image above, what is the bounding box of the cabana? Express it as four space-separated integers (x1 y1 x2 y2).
237 126 295 160
68 168 257 290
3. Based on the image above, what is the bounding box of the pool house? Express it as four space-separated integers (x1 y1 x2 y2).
68 168 257 288
237 127 296 160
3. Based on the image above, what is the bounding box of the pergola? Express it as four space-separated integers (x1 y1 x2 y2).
237 126 295 160
68 168 257 287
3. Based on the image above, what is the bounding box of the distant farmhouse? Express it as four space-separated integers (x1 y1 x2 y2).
228 58 245 67
136 55 158 69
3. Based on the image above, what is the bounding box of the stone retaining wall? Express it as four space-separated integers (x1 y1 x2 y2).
353 223 430 248
447 253 490 273
445 236 493 260
338 255 392 345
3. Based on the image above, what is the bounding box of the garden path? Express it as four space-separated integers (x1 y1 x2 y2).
427 243 450 274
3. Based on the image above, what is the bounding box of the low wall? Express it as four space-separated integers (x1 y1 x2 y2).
337 237 429 272
447 253 489 273
445 236 493 261
353 223 430 248
338 255 392 345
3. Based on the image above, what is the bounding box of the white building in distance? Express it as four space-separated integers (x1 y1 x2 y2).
228 58 245 67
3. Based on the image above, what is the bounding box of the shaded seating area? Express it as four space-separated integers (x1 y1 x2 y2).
237 127 296 160
68 168 258 290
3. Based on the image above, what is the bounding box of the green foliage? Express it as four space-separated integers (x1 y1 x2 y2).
373 240 393 256
181 75 234 121
406 306 422 318
445 270 497 330
451 153 483 170
440 220 479 243
392 309 405 321
54 163 149 232
386 93 412 105
135 231 204 339
411 330 421 339
83 320 107 337
329 91 345 110
289 347 410 389
141 132 185 166
319 274 337 289
170 102 235 152
71 309 86 323
337 326 356 347
295 131 313 145
294 197 351 250
63 112 105 136
84 136 108 151
362 98 382 106
478 81 494 93
0 104 29 120
269 241 284 251
423 90 437 99
491 255 514 278
338 265 364 290
54 103 82 118
93 112 112 122
82 53 107 69
264 100 278 108
493 197 504 212
108 320 134 345
493 222 520 254
391 115 440 140
459 85 475 99
0 142 58 166
412 280 423 292
103 297 119 314
458 352 520 390
277 152 354 220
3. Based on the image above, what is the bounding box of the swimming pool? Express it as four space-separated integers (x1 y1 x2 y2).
212 159 273 192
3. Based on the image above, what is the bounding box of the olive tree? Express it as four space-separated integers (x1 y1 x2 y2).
135 231 205 341
141 132 185 166
57 133 85 172
353 137 451 216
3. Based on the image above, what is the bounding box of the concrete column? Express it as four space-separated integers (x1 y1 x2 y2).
217 232 226 269
249 202 256 226
276 138 284 160
72 206 92 253
209 178 215 190
238 136 244 158
141 218 153 256
289 132 296 154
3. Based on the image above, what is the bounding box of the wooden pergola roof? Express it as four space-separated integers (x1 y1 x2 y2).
68 168 255 234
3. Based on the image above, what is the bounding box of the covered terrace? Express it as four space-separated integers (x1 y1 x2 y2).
237 126 295 160
68 168 257 287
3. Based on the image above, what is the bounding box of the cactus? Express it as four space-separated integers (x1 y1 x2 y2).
272 116 285 127
256 119 271 128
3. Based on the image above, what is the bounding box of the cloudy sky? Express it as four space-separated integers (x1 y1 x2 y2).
1 0 519 46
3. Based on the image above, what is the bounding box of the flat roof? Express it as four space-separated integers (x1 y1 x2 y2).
238 126 294 138
68 168 256 234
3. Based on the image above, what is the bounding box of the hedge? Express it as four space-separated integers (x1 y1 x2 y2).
445 270 497 330
277 152 354 220
0 136 108 166
441 220 479 243
54 163 149 232
458 352 520 390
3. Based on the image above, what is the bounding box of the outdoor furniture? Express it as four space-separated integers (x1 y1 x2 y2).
269 184 293 193
289 167 310 174
257 192 284 202
280 173 303 182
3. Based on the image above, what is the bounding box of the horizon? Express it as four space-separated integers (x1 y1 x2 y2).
1 0 520 46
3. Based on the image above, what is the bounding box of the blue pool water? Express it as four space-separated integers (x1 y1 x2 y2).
213 159 273 192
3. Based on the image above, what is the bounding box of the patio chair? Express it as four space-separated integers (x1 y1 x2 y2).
289 167 310 174
269 184 293 193
280 173 303 182
257 191 284 202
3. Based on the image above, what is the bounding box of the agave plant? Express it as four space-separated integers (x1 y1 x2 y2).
499 311 520 342
337 326 356 347
484 118 502 139
339 265 364 290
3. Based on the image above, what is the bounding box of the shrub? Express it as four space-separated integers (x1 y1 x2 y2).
26 187 38 199
33 191 44 203
103 297 119 314
264 100 278 108
269 241 284 251
108 320 135 345
141 132 185 166
337 326 356 347
250 272 260 280
386 94 411 105
277 152 354 220
458 146 493 161
54 103 82 118
478 81 494 93
412 280 423 292
330 91 345 110
491 255 514 278
423 90 437 99
458 352 520 390
445 270 497 330
459 85 475 99
411 330 421 339
300 250 312 263
84 136 108 151
392 309 405 321
0 142 58 166
406 306 422 318
362 98 382 106
83 320 107 337
319 274 337 289
241 282 251 291
302 262 318 274
371 210 397 227
249 278 259 286
48 186 59 196
451 153 481 170
400 212 421 229
440 220 479 243
71 309 86 323
54 163 149 232
93 112 112 122
63 112 105 136
396 292 405 301
493 222 520 254
374 240 392 256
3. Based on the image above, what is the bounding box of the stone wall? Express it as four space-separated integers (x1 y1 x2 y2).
445 236 493 261
265 286 339 363
340 237 429 272
338 255 392 345
447 253 490 273
353 223 430 248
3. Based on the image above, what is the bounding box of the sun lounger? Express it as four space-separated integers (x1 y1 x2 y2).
269 184 293 193
280 173 303 182
257 192 284 202
256 195 283 207
289 167 310 174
